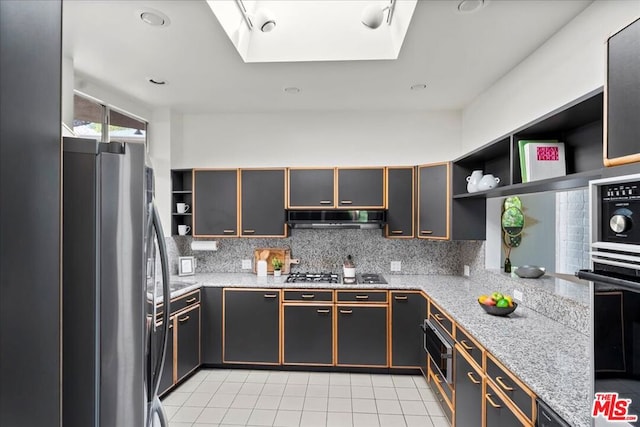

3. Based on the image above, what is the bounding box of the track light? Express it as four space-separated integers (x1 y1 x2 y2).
361 0 396 30
235 0 276 33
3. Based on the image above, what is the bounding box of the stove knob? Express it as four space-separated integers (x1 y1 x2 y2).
610 214 632 233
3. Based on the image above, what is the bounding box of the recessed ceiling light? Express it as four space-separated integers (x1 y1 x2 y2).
139 9 170 27
148 78 167 85
457 0 485 13
410 83 427 91
284 87 300 94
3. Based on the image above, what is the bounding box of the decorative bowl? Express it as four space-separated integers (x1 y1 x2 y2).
478 301 518 316
514 265 545 279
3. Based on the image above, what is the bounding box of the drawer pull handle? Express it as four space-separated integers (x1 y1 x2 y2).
391 230 404 234
264 294 278 299
302 294 315 299
243 230 255 234
495 376 514 391
223 229 235 233
178 315 190 323
355 295 369 300
421 230 434 235
434 375 443 384
394 295 408 300
341 200 353 204
317 309 330 314
186 297 197 303
340 309 353 314
320 200 332 205
460 340 474 351
486 394 502 409
168 324 173 329
433 313 445 321
467 372 480 384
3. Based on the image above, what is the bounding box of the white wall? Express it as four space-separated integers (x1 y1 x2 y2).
461 0 640 152
172 110 461 168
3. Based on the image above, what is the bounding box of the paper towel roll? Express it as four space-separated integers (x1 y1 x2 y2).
257 260 268 277
190 240 218 251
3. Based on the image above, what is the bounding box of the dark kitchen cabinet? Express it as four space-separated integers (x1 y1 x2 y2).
240 169 286 237
390 291 425 368
283 305 333 365
224 289 280 364
288 168 335 208
485 382 527 427
193 169 238 237
201 287 223 365
336 168 385 208
158 317 175 395
418 163 449 239
176 305 200 381
455 345 483 427
386 167 414 238
336 305 388 367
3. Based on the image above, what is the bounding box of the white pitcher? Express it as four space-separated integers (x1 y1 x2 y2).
477 174 500 191
466 170 483 193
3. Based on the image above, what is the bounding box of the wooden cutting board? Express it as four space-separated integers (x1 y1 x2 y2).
253 248 291 274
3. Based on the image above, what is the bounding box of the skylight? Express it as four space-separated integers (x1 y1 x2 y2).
206 0 418 63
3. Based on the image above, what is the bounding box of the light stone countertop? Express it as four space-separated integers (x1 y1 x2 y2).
168 272 590 427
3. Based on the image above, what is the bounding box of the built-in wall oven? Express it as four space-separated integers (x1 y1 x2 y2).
422 319 454 384
577 173 640 426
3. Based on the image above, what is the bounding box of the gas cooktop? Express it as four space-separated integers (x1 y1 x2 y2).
357 273 387 284
285 272 387 285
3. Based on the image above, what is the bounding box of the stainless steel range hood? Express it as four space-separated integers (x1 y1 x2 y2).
286 210 386 229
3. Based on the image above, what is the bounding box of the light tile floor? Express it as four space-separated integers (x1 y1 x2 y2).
162 369 448 427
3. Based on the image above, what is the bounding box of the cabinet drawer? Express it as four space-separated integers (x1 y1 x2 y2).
337 290 388 303
428 370 453 423
171 290 201 315
456 325 484 370
486 353 536 423
429 301 453 337
283 290 333 302
428 355 453 404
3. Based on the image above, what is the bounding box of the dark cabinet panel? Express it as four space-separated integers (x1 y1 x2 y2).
337 290 387 303
193 169 238 237
391 292 426 368
288 169 335 208
386 167 414 237
485 382 526 427
224 290 280 364
241 169 286 237
202 288 223 365
336 305 387 367
337 168 385 208
159 318 175 396
418 163 449 239
176 305 200 381
454 347 483 427
283 305 333 365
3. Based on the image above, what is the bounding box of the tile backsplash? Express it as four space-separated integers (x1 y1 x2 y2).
166 229 484 276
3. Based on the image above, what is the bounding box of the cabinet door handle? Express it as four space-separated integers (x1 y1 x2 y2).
495 376 514 391
178 315 190 323
301 294 315 299
421 230 434 235
355 295 369 300
340 200 353 204
168 324 173 329
486 394 502 409
460 340 474 351
319 200 332 205
391 230 404 234
243 230 255 234
434 374 443 384
316 309 330 314
433 313 445 321
186 297 197 303
339 309 353 314
394 295 408 300
223 229 235 234
264 294 278 299
467 372 480 384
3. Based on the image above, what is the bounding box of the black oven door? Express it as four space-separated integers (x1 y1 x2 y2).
578 269 640 425
422 319 453 384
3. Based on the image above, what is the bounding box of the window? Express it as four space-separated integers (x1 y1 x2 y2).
73 94 147 144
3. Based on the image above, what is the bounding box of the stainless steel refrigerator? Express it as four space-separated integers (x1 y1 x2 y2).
63 137 170 427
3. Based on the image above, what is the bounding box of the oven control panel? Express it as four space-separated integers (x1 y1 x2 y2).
601 180 640 244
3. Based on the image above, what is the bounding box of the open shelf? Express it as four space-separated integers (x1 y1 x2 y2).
172 190 192 194
171 169 194 236
172 213 192 216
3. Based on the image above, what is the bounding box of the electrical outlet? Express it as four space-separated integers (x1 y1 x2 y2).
463 265 470 277
390 261 401 272
513 289 523 303
241 259 252 270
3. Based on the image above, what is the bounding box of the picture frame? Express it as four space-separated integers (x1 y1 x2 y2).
178 256 195 276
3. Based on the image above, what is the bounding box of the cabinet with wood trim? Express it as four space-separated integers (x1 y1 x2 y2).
193 169 239 237
417 163 449 239
287 168 335 208
390 291 426 368
336 167 385 208
386 167 415 238
240 168 287 237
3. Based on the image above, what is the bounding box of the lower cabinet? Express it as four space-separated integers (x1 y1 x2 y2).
283 304 333 365
336 305 388 367
486 381 528 427
176 304 201 381
158 317 174 395
202 287 223 365
390 291 426 368
224 289 280 364
454 345 483 427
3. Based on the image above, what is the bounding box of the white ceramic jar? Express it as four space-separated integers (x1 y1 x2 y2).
466 170 483 192
477 174 500 191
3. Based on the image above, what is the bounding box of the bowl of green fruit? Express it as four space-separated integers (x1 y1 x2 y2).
478 292 517 316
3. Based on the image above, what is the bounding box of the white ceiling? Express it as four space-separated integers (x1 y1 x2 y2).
62 0 593 114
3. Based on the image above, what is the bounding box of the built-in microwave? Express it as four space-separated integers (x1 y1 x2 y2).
422 319 454 384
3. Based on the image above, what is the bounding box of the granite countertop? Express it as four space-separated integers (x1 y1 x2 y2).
168 272 590 427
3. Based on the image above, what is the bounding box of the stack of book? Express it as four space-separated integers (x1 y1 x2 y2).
517 140 566 183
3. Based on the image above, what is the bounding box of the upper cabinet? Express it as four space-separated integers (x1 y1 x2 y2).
604 17 640 167
171 169 193 236
386 167 414 238
193 169 239 237
240 169 287 237
418 163 449 240
288 168 335 208
336 167 385 209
